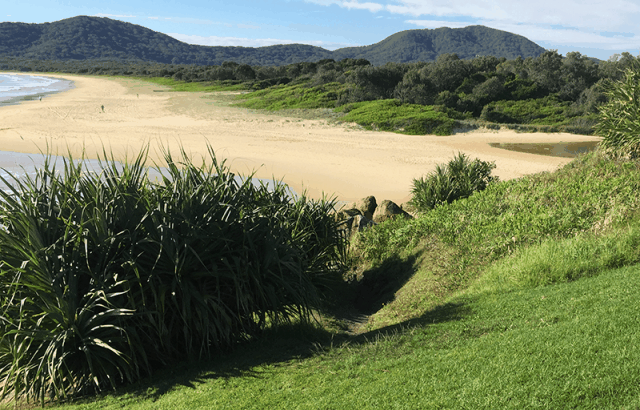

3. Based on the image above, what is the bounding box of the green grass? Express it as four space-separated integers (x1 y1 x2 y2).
133 77 249 92
348 149 640 329
235 81 347 110
53 263 640 409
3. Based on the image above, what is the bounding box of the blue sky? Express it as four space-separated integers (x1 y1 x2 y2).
4 0 640 60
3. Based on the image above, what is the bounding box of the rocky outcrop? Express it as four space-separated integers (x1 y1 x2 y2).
349 196 377 220
372 199 412 223
336 196 412 237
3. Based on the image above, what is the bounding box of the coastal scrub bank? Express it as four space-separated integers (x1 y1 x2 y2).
0 147 346 403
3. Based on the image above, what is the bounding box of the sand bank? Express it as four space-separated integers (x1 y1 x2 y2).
0 74 602 203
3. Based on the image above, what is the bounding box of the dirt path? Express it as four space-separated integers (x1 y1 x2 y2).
0 74 602 203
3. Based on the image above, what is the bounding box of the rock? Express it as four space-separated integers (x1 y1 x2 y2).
349 196 377 220
372 200 412 223
335 207 362 223
351 214 376 236
339 215 355 233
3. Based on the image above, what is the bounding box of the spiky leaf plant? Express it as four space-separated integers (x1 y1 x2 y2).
595 59 640 158
409 152 498 212
0 146 346 404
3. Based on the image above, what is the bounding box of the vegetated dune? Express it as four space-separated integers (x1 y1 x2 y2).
0 73 601 203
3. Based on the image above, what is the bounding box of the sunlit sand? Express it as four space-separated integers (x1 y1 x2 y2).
0 74 602 203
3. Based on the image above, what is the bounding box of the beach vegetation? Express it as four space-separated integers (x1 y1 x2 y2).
409 152 498 211
335 99 461 135
0 147 346 404
595 59 640 158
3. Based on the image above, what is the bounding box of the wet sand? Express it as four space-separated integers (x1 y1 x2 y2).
0 74 602 203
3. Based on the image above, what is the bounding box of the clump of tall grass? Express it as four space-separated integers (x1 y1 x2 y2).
468 222 640 295
409 152 498 212
0 147 346 404
595 59 640 158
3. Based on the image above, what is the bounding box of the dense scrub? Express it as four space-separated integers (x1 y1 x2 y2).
0 148 346 403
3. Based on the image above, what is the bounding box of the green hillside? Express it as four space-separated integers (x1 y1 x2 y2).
0 16 545 66
333 25 546 65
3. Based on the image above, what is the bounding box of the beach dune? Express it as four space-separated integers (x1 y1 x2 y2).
0 74 601 203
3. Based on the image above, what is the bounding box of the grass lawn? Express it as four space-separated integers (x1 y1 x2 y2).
57 262 640 409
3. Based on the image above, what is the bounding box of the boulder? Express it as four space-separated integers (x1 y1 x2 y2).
351 214 376 236
335 207 362 223
372 200 412 223
349 196 377 220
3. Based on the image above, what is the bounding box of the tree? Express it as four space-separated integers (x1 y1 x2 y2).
558 51 598 101
393 67 437 105
427 53 469 92
526 50 563 93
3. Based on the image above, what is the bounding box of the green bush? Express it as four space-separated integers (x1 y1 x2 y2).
337 99 458 136
0 147 346 403
409 153 498 212
595 60 640 158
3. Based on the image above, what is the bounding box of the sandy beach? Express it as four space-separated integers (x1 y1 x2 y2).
0 74 602 203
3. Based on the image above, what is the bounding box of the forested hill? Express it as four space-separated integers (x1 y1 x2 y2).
0 16 546 66
333 26 545 64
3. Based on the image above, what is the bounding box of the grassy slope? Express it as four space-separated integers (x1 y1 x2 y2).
58 265 640 409
41 150 640 409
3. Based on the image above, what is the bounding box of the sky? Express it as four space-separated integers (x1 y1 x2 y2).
4 0 640 61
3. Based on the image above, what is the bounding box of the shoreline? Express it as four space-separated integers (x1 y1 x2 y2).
0 73 75 106
0 73 602 203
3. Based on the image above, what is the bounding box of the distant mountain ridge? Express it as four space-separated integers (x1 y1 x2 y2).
0 16 546 66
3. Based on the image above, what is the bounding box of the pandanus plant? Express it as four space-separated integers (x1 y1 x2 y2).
0 146 346 405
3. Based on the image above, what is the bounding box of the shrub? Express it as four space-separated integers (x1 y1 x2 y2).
409 152 498 211
0 147 346 403
595 60 640 158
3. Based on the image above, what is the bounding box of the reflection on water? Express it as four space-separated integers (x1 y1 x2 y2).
0 151 292 197
488 141 600 158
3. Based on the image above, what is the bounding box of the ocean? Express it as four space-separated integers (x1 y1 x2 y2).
0 74 79 193
0 73 74 105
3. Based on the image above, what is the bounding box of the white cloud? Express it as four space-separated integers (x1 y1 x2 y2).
488 22 640 50
148 17 159 20
388 1 640 53
93 13 136 18
404 19 640 51
168 33 357 50
306 0 384 12
385 0 640 32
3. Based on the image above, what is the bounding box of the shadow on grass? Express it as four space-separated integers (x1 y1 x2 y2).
74 254 472 405
349 255 420 314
